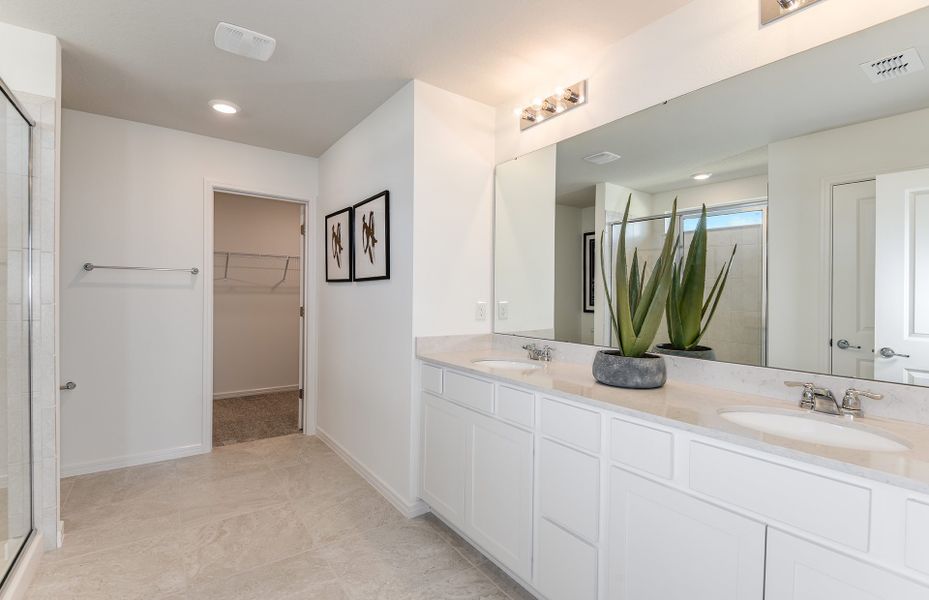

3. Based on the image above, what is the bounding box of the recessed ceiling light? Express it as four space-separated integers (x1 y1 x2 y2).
210 100 240 115
692 172 712 181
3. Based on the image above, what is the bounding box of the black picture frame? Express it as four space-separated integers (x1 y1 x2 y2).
583 231 595 313
324 206 353 282
352 190 390 281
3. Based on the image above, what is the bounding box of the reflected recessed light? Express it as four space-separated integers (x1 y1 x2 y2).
210 100 240 114
692 172 712 181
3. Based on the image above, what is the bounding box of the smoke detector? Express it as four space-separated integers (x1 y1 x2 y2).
583 152 621 165
860 48 924 83
214 22 276 62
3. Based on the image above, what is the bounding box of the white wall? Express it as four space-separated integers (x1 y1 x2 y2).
651 175 768 214
0 22 58 99
59 110 317 474
495 145 556 336
412 81 495 337
213 193 302 397
317 83 417 508
554 204 582 342
768 106 929 373
493 0 928 163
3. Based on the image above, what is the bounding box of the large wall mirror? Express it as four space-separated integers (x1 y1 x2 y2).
495 6 929 387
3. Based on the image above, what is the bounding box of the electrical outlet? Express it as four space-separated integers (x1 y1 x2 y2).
475 301 487 321
497 301 509 321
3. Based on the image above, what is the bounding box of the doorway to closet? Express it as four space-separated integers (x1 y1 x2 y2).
211 192 306 446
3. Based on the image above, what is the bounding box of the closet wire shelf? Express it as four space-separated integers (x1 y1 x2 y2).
214 250 301 285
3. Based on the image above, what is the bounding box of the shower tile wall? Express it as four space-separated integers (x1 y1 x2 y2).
17 91 59 549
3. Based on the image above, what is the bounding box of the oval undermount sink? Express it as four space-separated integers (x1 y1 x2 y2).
718 407 910 453
472 359 543 371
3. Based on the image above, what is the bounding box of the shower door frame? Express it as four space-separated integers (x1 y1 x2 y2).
0 75 37 590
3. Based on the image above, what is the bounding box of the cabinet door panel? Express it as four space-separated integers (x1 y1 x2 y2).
539 438 600 541
536 518 598 600
469 411 534 581
421 394 468 526
766 529 929 600
609 468 765 600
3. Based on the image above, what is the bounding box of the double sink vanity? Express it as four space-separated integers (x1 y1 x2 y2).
417 340 929 600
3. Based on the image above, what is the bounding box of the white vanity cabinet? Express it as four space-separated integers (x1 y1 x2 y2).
608 468 766 600
765 529 929 600
418 362 929 600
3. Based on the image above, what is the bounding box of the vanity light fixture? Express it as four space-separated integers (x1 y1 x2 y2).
760 0 823 25
692 173 712 181
209 100 240 115
516 80 587 131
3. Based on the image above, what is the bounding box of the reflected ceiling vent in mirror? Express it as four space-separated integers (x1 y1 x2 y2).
583 152 621 165
860 49 925 84
214 22 277 61
760 0 823 25
514 81 587 131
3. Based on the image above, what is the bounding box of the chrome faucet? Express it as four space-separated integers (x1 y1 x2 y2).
784 381 883 417
522 343 554 362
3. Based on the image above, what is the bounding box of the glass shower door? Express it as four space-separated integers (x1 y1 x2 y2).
0 81 34 583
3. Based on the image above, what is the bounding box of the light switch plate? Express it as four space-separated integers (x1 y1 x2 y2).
497 301 510 321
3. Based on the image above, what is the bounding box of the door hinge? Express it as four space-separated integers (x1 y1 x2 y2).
299 306 305 317
298 389 304 400
300 224 306 235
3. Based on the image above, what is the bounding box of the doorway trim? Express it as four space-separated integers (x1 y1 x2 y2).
202 179 317 450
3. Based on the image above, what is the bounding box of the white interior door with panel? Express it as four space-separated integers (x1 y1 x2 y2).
831 180 876 379
608 468 766 600
875 168 929 385
765 529 929 599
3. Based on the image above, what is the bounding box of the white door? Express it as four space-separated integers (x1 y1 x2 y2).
831 180 876 379
766 529 929 599
608 468 766 600
875 168 929 385
421 394 469 527
468 410 534 581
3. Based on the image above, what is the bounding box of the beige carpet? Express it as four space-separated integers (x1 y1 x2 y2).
212 390 300 447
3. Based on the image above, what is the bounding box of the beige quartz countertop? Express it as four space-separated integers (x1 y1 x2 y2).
418 348 929 496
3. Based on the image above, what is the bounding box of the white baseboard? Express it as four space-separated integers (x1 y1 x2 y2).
315 428 428 519
213 385 299 400
61 443 207 478
0 531 43 600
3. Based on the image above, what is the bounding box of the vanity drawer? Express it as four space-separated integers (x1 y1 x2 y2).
444 370 494 413
496 384 534 427
540 397 601 453
539 438 600 541
689 442 871 551
610 418 673 479
421 363 443 395
905 499 929 575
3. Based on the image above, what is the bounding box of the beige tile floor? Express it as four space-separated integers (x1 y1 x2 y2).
28 434 535 600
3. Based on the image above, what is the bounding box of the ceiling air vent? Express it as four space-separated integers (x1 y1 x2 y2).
214 22 276 62
860 48 924 83
583 151 622 165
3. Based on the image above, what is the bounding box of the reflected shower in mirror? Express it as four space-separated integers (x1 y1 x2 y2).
494 6 929 388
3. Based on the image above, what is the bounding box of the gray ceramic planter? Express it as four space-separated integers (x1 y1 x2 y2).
653 344 717 361
592 350 667 389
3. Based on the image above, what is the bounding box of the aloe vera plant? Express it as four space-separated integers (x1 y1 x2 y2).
665 205 737 351
600 196 679 358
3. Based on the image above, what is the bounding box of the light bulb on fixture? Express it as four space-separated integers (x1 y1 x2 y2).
209 99 240 114
532 97 543 109
554 87 565 97
776 0 800 9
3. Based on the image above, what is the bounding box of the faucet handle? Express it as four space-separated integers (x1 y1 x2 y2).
841 388 883 416
785 381 817 409
784 381 815 390
846 388 883 400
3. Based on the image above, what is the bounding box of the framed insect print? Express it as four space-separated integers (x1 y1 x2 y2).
325 207 353 282
583 231 595 313
352 190 390 281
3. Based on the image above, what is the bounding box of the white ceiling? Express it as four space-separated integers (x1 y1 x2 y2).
553 6 929 202
0 0 690 156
